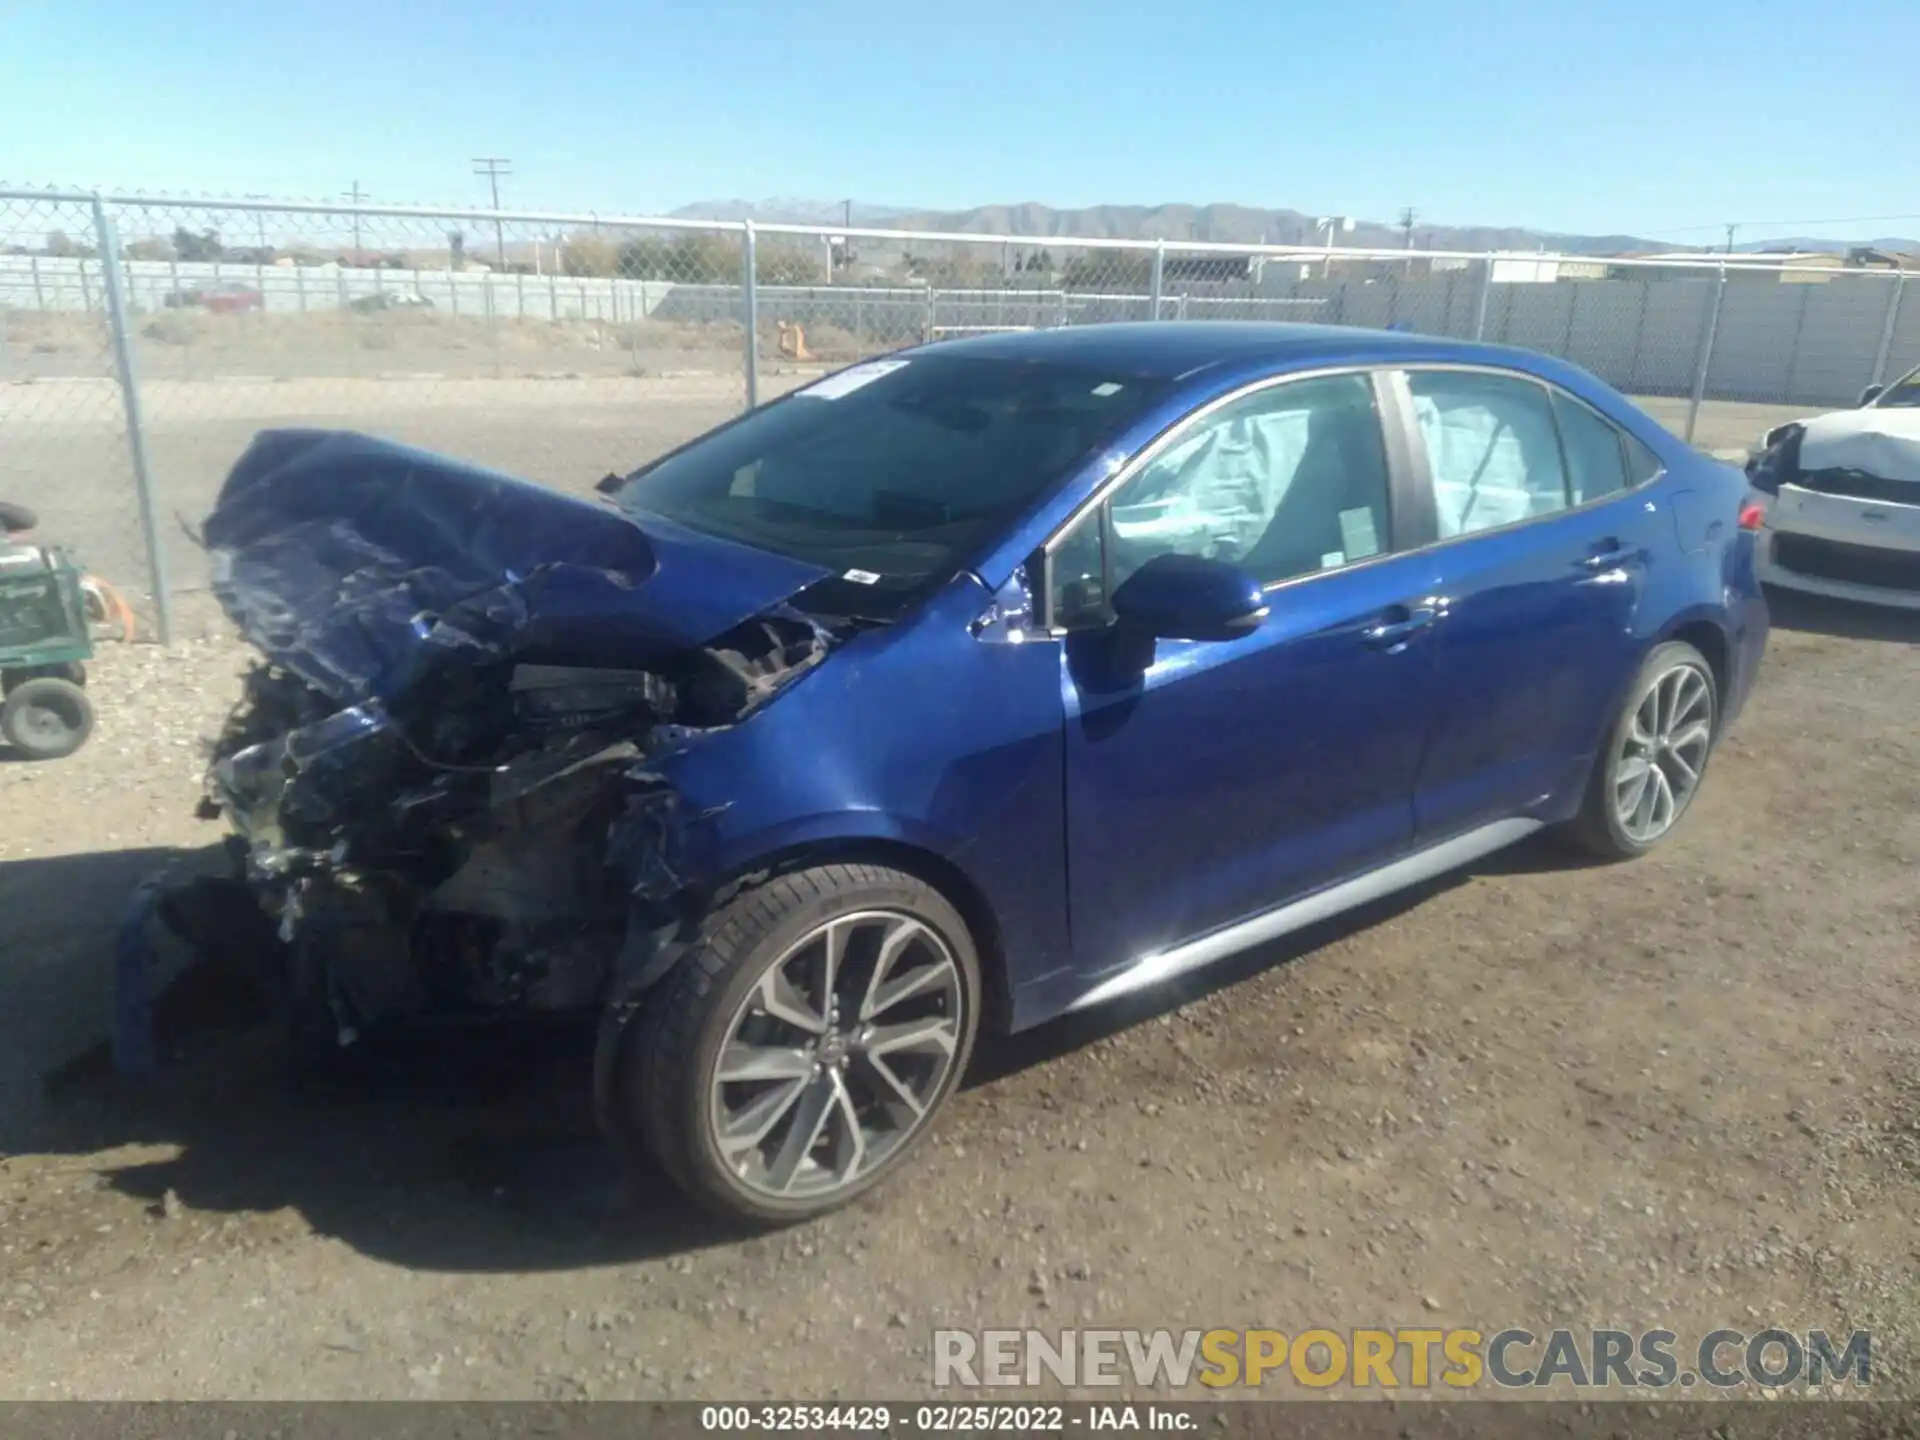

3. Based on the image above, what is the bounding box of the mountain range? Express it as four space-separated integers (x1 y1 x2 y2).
668 199 1917 256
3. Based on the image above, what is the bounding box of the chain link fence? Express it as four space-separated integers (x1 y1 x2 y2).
3 187 1914 642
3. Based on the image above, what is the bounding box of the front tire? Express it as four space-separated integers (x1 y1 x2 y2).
627 864 982 1225
1566 640 1717 860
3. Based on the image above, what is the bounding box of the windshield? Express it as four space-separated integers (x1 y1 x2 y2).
613 352 1167 618
1875 366 1920 408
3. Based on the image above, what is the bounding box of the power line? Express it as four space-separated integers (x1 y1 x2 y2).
471 157 512 268
1653 212 1920 237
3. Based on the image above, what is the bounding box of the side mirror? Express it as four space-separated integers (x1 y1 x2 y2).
1109 552 1268 643
1859 384 1884 407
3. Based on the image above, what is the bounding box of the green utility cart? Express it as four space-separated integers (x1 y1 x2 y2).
0 544 97 760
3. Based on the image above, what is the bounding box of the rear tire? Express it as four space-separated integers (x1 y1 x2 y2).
1 676 95 759
626 864 981 1225
1566 640 1717 860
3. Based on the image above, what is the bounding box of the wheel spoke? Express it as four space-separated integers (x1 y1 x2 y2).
1616 764 1652 821
719 1076 809 1158
716 1043 815 1083
1630 698 1658 749
765 1075 838 1193
1664 747 1700 789
815 920 849 1020
864 1015 958 1061
754 967 827 1035
1615 754 1652 786
823 1072 867 1185
1648 766 1676 830
1668 720 1711 755
859 1050 927 1123
1671 671 1709 731
859 918 924 1019
865 957 955 1022
1629 763 1662 834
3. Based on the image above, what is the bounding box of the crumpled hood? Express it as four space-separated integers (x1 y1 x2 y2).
1794 408 1920 481
204 430 834 708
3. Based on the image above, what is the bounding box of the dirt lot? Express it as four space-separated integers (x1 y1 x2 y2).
0 581 1916 1400
2 324 1914 1401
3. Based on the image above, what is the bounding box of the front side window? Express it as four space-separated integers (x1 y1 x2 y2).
613 354 1168 619
1050 373 1393 625
1408 370 1568 537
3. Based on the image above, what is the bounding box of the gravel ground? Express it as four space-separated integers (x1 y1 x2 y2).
0 581 1916 1401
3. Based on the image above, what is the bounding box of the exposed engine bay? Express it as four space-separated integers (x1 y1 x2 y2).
127 429 841 1062
198 619 824 1037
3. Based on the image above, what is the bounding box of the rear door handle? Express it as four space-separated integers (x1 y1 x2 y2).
1361 605 1438 649
1579 540 1639 570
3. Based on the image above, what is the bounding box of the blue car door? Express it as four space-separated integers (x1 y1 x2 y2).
1392 367 1662 839
1048 370 1444 980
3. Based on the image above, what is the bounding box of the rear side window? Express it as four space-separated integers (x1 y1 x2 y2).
1625 433 1665 484
1407 371 1568 537
1551 391 1631 503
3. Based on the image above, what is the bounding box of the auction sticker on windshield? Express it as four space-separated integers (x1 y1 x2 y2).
799 359 910 400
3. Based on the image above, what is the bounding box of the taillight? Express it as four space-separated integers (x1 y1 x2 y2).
1737 500 1767 532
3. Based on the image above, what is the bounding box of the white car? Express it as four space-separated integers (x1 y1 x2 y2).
1748 365 1920 608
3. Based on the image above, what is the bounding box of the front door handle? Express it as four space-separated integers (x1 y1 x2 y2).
1361 605 1438 649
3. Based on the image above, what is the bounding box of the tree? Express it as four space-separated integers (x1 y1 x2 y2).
44 231 79 257
758 246 824 286
172 227 224 262
126 237 176 261
1063 249 1151 290
447 230 467 267
616 231 737 282
562 234 618 277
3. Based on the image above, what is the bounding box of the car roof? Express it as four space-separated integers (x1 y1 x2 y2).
920 321 1536 383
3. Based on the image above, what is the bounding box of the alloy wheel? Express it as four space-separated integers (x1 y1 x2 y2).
707 910 966 1202
1612 661 1714 844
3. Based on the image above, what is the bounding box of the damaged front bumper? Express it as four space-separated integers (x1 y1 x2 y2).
120 429 840 1075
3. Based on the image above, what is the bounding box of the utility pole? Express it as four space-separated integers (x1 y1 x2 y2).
344 180 365 262
1399 207 1418 276
472 157 512 268
1724 222 1738 255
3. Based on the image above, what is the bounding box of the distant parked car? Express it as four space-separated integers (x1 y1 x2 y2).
163 282 264 314
1747 364 1920 608
348 290 435 314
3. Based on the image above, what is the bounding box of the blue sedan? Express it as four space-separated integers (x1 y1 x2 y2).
191 322 1768 1223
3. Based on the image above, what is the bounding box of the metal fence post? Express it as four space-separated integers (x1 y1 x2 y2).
742 221 760 409
90 195 174 646
1871 274 1906 388
1685 264 1728 445
1149 240 1165 320
1472 257 1493 341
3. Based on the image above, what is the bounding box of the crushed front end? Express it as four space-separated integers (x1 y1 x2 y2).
1749 413 1920 608
119 430 836 1069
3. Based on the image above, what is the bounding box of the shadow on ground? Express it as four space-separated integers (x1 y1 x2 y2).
1764 585 1920 643
1 833 1567 1274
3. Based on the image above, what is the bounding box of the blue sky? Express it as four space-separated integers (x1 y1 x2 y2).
6 0 1918 244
